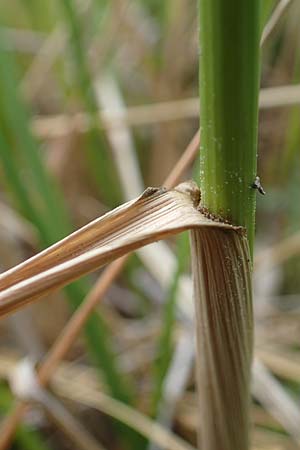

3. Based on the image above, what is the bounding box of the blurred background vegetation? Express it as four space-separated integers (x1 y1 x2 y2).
0 1 300 449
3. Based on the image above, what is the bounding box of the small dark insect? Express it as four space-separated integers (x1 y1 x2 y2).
251 176 266 195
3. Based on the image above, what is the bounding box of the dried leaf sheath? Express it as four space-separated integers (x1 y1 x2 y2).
190 228 253 450
0 183 236 317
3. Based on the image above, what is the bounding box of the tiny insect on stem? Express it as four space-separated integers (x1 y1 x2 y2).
251 176 266 195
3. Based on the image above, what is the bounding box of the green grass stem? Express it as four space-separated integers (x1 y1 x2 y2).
199 0 260 254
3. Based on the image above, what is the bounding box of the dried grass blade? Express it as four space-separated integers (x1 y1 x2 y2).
0 183 234 318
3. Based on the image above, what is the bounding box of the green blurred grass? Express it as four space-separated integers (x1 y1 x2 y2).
60 0 121 206
151 232 190 416
0 383 52 450
0 35 139 449
0 0 300 449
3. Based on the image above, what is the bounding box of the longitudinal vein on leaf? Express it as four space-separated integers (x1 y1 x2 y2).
0 182 242 318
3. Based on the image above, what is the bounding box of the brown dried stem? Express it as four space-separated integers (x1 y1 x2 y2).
190 228 253 450
32 84 300 139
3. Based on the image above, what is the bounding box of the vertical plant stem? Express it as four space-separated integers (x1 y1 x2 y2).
190 228 253 450
199 0 260 251
192 1 260 449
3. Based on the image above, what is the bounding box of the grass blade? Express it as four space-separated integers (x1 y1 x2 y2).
60 0 121 206
0 183 229 316
0 37 134 425
151 232 190 416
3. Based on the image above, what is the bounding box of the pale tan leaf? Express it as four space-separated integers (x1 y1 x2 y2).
0 182 238 318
